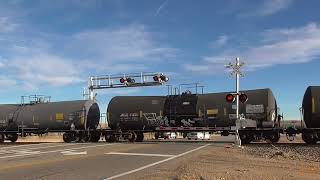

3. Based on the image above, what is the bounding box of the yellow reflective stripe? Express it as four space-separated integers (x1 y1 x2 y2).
312 97 315 113
56 113 64 120
207 109 218 115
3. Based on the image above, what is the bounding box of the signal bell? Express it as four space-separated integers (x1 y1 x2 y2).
226 93 235 103
120 78 126 84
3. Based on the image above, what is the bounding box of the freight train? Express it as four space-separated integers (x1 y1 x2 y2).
0 86 319 144
0 97 101 143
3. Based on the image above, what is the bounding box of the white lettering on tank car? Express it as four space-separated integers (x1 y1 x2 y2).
182 102 190 105
151 100 159 105
246 104 264 113
0 119 6 124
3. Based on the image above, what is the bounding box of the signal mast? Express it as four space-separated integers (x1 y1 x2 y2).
225 57 246 119
84 72 169 100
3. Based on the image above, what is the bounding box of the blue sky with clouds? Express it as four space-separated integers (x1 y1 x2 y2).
0 0 319 120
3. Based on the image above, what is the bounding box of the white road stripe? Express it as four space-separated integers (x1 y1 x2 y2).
106 152 174 157
0 143 116 159
61 150 87 155
104 144 210 180
0 143 88 154
0 142 56 150
21 143 88 151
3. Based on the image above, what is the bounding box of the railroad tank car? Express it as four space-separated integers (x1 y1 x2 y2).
197 89 278 128
0 100 100 143
301 86 320 144
107 88 278 142
302 86 320 128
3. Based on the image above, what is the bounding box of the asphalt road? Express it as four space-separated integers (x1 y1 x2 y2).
0 137 235 180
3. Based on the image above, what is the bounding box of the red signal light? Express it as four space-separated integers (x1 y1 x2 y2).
153 75 164 82
120 78 126 83
226 94 235 103
239 93 248 103
153 76 159 82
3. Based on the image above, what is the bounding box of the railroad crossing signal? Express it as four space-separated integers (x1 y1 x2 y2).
85 72 169 100
225 93 248 103
225 57 245 120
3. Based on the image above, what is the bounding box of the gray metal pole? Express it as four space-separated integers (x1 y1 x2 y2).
236 57 240 119
89 77 94 100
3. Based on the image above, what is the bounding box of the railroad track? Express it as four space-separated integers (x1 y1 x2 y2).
242 143 320 162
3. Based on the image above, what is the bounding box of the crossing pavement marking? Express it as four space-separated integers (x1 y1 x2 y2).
106 152 174 157
0 143 116 159
61 150 87 155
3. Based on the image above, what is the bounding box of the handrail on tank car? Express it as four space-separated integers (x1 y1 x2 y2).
20 95 51 105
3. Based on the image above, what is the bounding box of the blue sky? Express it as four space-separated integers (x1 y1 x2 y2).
0 0 319 120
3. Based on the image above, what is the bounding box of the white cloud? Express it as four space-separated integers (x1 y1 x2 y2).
6 53 84 89
0 60 5 68
0 23 178 91
185 22 320 73
239 0 293 17
259 0 292 16
0 76 17 88
209 35 229 48
0 17 19 33
69 24 177 64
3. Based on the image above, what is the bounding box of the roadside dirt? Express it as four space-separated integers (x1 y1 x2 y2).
139 144 320 180
139 135 320 180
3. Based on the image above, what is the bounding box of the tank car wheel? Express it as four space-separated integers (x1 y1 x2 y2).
128 131 136 142
105 133 116 143
267 133 280 143
8 133 18 143
63 133 75 143
0 133 4 143
135 132 144 142
302 132 318 144
81 135 90 143
155 132 160 140
239 134 251 144
89 131 101 142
